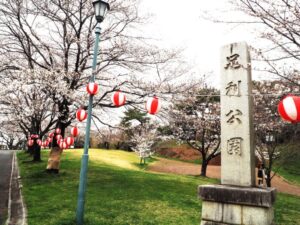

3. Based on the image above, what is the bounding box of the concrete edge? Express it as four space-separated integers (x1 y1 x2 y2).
6 151 28 225
16 152 28 225
5 152 14 225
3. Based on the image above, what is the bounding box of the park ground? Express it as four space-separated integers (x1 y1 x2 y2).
18 149 300 225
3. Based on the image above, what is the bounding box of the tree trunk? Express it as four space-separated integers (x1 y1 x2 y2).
200 160 208 177
265 169 272 187
46 147 63 173
33 144 41 162
46 122 66 173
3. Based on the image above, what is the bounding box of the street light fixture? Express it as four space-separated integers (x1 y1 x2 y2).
76 1 110 224
93 0 110 23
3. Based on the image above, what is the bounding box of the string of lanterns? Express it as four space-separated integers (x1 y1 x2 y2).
27 92 300 148
76 86 161 123
27 85 300 148
28 92 300 148
27 83 160 148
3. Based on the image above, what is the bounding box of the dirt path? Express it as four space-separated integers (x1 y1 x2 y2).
148 158 300 196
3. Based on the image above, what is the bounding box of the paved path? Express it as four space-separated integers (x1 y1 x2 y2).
149 158 300 196
0 151 13 225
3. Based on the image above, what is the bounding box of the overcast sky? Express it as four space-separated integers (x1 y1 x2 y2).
139 0 262 86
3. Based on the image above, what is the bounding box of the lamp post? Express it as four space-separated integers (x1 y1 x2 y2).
76 1 110 224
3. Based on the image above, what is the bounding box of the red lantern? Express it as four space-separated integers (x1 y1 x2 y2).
37 139 42 146
71 126 79 137
76 109 88 122
146 96 161 115
112 91 126 107
49 132 54 138
56 134 62 140
59 141 68 149
57 139 63 145
27 140 34 147
278 95 300 123
44 140 50 147
47 137 52 143
30 134 38 139
66 137 74 146
55 128 61 134
86 82 99 95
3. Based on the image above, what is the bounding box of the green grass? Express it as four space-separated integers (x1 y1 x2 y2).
275 193 300 225
18 149 300 225
275 143 300 186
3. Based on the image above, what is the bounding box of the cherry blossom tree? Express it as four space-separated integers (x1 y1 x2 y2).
168 87 221 177
253 79 300 187
0 0 193 170
0 69 59 160
230 0 300 84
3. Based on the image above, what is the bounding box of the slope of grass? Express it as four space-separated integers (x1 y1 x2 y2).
275 143 300 186
18 149 300 225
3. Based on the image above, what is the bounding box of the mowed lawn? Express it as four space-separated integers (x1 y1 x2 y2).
18 149 300 225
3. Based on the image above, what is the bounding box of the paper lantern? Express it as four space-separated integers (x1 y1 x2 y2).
112 91 126 107
86 82 99 95
71 126 79 137
57 139 63 145
37 139 42 146
146 96 161 115
30 134 39 139
66 137 74 146
44 140 50 147
49 132 54 138
27 140 34 147
59 141 68 149
278 95 300 123
56 134 62 140
55 128 61 134
47 137 52 143
76 109 88 122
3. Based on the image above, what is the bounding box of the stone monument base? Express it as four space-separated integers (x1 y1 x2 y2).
198 185 276 225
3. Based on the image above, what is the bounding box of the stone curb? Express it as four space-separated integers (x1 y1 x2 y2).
6 151 27 225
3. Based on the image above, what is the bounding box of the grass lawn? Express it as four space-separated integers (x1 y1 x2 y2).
18 149 300 225
275 143 300 186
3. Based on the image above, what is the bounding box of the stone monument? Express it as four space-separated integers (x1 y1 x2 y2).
198 42 276 225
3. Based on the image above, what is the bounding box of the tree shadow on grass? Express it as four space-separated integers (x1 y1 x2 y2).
22 160 43 164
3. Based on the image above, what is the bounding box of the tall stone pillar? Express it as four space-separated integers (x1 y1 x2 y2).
198 42 276 225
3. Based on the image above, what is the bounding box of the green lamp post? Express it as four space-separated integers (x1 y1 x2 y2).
76 1 110 224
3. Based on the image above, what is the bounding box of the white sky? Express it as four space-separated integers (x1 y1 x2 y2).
139 0 262 86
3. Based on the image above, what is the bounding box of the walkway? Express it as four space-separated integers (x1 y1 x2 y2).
0 151 13 224
148 158 300 196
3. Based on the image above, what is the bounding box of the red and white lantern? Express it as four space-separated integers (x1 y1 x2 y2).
55 128 61 134
278 95 300 123
30 134 39 139
71 126 79 137
112 91 126 107
49 132 54 138
59 141 68 149
37 139 42 146
56 134 62 140
146 96 161 115
27 139 34 147
76 109 88 122
57 139 63 145
44 140 50 147
66 137 74 146
86 82 99 95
